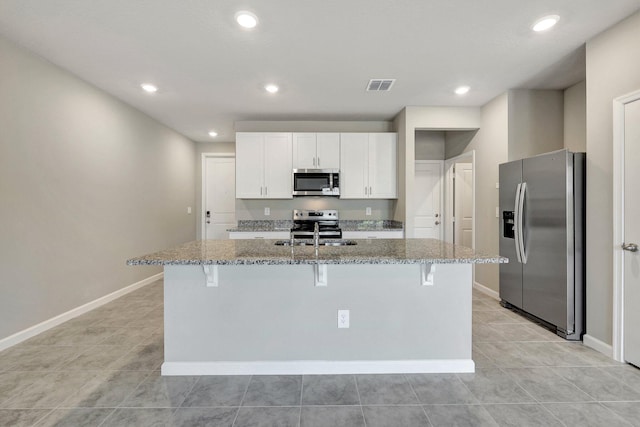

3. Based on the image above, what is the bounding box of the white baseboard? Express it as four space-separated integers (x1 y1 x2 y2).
0 273 163 352
161 359 475 376
473 281 499 300
583 334 614 358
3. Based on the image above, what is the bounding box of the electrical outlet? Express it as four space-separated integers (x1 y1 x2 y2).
337 309 350 328
365 207 372 216
264 207 270 216
187 206 192 214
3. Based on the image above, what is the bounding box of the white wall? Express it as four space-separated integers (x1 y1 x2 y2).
564 81 587 153
508 89 564 161
585 11 640 346
0 36 196 341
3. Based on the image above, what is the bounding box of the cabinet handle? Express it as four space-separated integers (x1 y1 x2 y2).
364 186 368 195
265 186 268 196
369 186 372 195
313 157 316 166
260 187 263 196
317 157 320 166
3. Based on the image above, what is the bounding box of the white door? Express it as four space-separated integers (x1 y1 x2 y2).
454 162 473 248
624 98 640 367
204 156 236 239
414 161 442 238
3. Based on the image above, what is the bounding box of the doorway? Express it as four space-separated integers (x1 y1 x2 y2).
202 154 236 240
613 90 640 365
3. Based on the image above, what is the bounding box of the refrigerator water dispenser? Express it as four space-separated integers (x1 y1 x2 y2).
503 211 515 238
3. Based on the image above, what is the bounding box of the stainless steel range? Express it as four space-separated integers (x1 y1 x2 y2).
291 209 341 239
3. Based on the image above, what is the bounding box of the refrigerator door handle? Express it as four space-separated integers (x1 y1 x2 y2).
518 182 528 264
514 183 523 264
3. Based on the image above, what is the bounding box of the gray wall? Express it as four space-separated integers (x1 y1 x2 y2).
0 36 196 341
585 11 640 346
564 81 587 153
415 131 445 160
447 94 509 291
508 89 564 161
235 121 393 133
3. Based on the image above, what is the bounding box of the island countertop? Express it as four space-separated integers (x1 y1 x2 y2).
127 238 507 266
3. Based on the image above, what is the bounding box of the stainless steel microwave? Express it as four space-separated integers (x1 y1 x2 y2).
292 169 340 196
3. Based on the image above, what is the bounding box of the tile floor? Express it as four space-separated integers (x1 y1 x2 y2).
1 281 639 426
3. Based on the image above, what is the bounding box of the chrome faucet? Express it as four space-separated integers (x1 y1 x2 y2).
314 222 320 249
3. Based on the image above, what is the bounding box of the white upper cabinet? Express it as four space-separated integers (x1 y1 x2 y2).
368 133 397 198
316 133 340 169
292 133 340 169
340 133 397 199
236 132 293 199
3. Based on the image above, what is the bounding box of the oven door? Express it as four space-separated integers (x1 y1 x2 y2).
292 169 338 196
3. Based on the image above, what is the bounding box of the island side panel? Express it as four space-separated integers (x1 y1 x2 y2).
163 263 472 374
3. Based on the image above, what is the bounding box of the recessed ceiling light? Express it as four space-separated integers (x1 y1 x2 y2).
265 84 279 94
235 11 258 29
208 131 218 138
455 86 470 95
140 83 158 93
532 15 560 32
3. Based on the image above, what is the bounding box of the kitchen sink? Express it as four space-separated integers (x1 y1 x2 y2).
274 239 357 247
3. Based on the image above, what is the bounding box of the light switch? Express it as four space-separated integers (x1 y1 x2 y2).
496 207 499 218
264 207 270 216
365 207 372 216
187 206 192 214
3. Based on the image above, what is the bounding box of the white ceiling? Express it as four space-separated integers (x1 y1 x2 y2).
1 0 639 142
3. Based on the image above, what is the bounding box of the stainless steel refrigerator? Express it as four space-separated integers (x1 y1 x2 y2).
499 149 585 340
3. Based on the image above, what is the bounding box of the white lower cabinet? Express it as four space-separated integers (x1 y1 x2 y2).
236 133 292 199
340 133 397 199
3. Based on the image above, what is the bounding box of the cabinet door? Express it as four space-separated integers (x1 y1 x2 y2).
235 133 264 198
292 133 317 169
316 133 340 169
339 133 369 198
368 133 397 198
264 133 293 199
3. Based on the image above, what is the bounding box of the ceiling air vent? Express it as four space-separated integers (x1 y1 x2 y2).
366 79 395 92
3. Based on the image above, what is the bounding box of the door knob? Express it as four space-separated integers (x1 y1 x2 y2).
435 221 441 225
622 243 638 252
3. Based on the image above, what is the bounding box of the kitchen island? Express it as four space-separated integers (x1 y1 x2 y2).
127 239 505 376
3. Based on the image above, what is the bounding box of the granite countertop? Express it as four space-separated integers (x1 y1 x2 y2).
227 220 403 232
127 238 506 266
